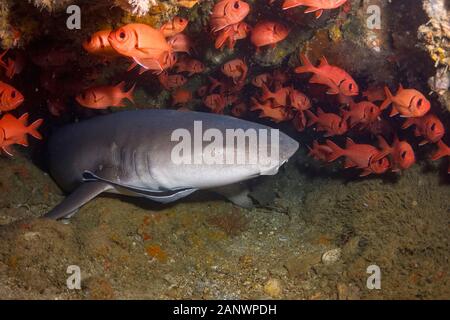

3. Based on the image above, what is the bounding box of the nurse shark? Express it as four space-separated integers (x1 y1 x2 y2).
44 110 299 220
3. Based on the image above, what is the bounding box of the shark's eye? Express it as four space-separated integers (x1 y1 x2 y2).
401 151 407 159
11 91 16 98
234 1 240 9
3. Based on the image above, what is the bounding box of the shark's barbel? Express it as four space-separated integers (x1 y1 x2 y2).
44 110 299 219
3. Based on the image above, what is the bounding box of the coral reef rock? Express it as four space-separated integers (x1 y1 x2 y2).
115 0 158 16
419 0 450 112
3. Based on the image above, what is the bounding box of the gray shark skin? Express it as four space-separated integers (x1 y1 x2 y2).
44 110 299 220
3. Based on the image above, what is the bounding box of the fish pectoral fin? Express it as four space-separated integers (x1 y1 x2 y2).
43 181 112 220
134 56 163 72
344 158 357 169
211 183 254 209
82 171 197 204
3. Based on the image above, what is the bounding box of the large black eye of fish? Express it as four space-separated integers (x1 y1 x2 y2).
119 31 126 39
11 91 16 98
431 123 436 131
401 151 407 159
86 36 92 43
417 98 423 108
234 1 240 9
349 83 354 91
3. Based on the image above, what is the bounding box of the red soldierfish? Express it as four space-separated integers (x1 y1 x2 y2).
76 82 135 109
381 85 431 118
431 140 450 174
306 107 348 137
295 54 359 97
160 16 189 38
0 113 43 155
260 84 290 107
250 21 290 52
282 0 348 19
0 81 24 112
221 59 248 85
341 100 381 128
376 136 415 172
250 98 294 123
326 138 390 177
210 0 250 33
402 114 445 145
308 140 333 162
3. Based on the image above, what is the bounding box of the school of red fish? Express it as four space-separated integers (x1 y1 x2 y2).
0 0 448 175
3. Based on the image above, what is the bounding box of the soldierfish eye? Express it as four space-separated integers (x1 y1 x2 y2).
401 151 407 159
431 123 436 131
349 83 354 91
11 91 16 98
119 30 126 40
234 1 240 9
86 36 92 43
417 98 423 108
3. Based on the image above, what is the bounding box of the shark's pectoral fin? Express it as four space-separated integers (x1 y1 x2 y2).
82 171 198 204
211 182 254 209
43 182 113 220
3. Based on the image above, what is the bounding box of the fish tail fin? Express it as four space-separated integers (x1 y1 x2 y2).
431 140 449 161
380 86 393 111
376 135 391 151
260 83 274 102
305 110 318 127
2 145 14 157
307 140 318 157
325 139 345 162
18 113 29 125
295 53 315 74
127 61 138 72
373 135 393 162
27 118 44 140
16 135 29 147
0 49 8 68
401 118 415 130
282 0 301 10
124 83 136 104
215 29 231 49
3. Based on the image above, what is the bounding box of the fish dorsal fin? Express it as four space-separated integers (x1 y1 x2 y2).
346 137 355 148
319 56 329 68
377 135 390 150
82 171 198 204
115 81 125 91
18 113 29 125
